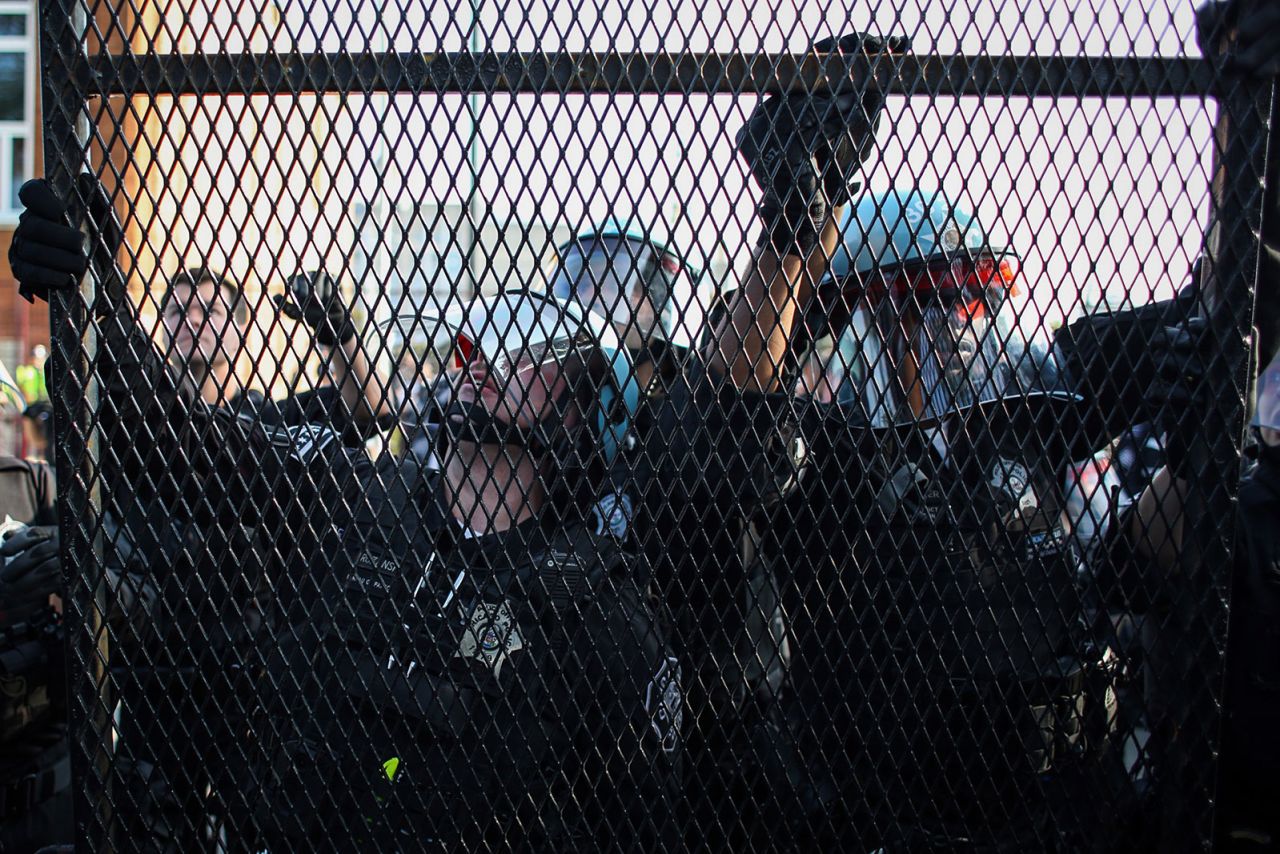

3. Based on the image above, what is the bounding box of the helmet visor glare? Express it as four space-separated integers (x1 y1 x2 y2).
447 291 597 387
551 236 678 345
859 251 1020 311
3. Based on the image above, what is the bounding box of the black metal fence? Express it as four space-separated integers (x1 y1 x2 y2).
33 0 1275 849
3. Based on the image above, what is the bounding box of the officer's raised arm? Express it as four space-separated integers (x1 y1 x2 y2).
706 33 906 393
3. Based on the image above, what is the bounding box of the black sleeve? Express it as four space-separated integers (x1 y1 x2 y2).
650 369 805 522
266 386 394 447
568 578 682 850
1051 294 1194 452
87 310 200 501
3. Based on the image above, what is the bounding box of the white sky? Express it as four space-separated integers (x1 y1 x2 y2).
158 0 1215 342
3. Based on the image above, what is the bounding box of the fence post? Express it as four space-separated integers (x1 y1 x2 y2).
38 0 110 846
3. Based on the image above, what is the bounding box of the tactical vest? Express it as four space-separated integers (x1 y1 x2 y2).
787 399 1116 843
262 457 672 849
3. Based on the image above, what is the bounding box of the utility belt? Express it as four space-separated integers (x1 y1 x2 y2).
0 743 70 821
0 613 63 744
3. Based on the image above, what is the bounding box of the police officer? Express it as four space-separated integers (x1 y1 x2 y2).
780 186 1125 850
157 265 393 437
4 178 357 851
252 289 687 849
10 182 390 438
0 454 67 853
547 35 901 846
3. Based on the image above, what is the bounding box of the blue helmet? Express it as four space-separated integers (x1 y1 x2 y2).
821 188 1035 426
550 220 707 350
827 188 997 284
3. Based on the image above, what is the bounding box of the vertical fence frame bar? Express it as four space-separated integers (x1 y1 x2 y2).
38 0 108 847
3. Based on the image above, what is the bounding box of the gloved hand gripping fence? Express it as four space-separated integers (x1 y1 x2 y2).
1196 0 1280 78
736 33 908 256
9 177 124 311
0 526 61 612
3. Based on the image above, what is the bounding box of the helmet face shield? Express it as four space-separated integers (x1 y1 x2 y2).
829 255 1019 426
551 235 701 349
450 292 597 390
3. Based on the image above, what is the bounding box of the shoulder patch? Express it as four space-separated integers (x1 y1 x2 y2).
645 657 683 753
284 422 341 461
989 456 1038 514
591 492 633 539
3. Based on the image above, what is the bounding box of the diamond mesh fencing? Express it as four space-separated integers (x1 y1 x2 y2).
22 0 1276 849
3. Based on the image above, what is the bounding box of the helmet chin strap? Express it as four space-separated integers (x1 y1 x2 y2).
443 398 537 449
443 386 591 468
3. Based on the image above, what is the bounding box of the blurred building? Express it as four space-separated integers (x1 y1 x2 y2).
349 198 566 359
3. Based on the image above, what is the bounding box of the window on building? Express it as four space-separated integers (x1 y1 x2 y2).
0 1 32 221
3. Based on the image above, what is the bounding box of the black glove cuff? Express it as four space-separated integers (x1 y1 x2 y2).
316 317 357 347
756 203 820 257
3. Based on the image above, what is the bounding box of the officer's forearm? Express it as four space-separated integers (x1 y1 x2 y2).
807 206 843 290
705 249 804 392
705 211 841 392
1126 466 1188 576
333 334 392 423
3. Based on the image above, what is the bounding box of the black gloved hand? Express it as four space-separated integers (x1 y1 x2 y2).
9 176 123 306
1196 0 1280 78
1055 293 1199 450
0 526 61 609
272 271 355 347
738 93 832 257
811 32 910 207
737 34 907 256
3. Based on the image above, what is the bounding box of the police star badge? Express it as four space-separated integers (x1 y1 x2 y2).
456 600 525 678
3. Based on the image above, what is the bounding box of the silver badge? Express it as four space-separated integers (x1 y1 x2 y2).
456 600 525 678
940 223 962 251
989 456 1038 514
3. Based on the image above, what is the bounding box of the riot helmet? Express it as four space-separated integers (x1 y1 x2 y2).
443 289 639 467
821 188 1022 426
550 221 705 354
